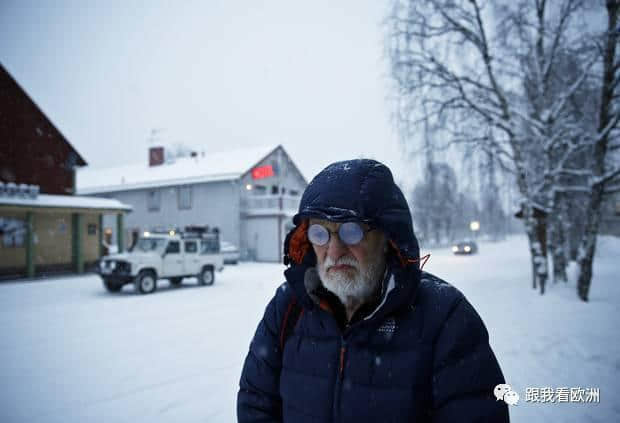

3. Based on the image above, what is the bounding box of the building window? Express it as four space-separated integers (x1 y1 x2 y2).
178 186 192 210
252 185 267 195
289 189 299 196
147 190 161 211
271 185 279 195
0 217 26 247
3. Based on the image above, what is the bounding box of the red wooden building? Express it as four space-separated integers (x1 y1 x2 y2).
0 64 130 279
0 63 87 194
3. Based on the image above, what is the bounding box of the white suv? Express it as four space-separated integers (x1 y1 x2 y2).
99 230 224 294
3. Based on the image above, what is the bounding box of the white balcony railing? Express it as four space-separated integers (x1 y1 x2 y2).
241 195 300 213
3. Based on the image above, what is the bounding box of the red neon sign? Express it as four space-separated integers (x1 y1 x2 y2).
251 165 274 180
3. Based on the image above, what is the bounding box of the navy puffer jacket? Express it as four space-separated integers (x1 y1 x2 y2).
238 159 509 422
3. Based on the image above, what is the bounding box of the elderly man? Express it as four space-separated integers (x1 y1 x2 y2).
238 159 509 422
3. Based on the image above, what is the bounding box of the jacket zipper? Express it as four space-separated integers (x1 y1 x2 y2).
332 337 347 422
338 341 347 379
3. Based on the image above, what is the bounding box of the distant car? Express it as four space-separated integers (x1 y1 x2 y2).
452 240 478 255
220 241 240 264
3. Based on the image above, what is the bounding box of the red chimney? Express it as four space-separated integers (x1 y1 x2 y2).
149 147 164 166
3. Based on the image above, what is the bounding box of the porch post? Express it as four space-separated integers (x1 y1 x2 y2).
98 214 104 257
117 213 124 253
26 212 35 278
72 213 84 273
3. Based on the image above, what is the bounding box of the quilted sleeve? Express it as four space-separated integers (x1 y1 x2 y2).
237 284 291 422
431 297 510 423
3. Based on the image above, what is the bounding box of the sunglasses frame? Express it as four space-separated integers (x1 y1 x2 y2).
307 222 375 247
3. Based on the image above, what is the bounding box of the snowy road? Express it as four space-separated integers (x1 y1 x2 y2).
1 236 617 422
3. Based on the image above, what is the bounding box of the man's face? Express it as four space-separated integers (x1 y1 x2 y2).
309 218 387 306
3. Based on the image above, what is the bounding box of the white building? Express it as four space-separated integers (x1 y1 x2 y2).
77 145 307 262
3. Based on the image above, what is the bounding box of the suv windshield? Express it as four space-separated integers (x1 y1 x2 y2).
132 237 167 253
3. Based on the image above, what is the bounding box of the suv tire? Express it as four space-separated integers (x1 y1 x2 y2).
169 277 183 287
135 270 157 294
103 278 123 293
198 266 214 286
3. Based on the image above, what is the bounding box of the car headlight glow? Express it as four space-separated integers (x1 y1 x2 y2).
452 246 458 252
464 246 471 252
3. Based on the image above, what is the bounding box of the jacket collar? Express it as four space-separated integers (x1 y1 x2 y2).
283 260 420 326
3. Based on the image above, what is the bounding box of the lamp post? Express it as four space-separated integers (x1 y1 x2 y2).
470 220 480 240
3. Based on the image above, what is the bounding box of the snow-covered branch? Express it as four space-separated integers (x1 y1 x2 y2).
592 165 620 187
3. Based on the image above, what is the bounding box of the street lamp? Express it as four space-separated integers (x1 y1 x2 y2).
470 220 480 239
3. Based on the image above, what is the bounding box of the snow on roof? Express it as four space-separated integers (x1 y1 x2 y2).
0 194 132 211
76 145 278 195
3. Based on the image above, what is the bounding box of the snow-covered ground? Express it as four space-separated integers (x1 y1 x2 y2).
0 235 617 422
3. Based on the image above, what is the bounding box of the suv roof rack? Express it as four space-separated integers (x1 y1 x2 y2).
143 225 220 239
184 225 219 234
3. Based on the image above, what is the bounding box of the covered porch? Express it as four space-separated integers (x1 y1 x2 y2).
0 194 131 280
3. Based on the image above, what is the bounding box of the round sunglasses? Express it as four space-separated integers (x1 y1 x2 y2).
307 222 375 246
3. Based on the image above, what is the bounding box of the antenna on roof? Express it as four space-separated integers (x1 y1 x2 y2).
148 128 165 145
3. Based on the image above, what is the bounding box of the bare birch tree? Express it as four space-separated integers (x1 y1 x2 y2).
575 0 620 301
387 0 617 299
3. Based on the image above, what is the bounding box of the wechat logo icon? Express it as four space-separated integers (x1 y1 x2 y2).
494 384 519 406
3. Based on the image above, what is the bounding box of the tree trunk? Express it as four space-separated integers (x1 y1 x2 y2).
549 203 568 283
525 213 548 293
577 187 603 302
527 231 538 290
576 0 619 302
534 215 548 295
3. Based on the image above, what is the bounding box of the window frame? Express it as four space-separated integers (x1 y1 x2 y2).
165 241 180 254
184 240 198 254
147 189 161 211
178 186 192 210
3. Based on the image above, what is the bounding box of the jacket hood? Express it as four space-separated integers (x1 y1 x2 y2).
287 159 420 264
283 159 422 314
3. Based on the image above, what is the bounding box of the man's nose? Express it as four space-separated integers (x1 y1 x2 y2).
326 233 348 261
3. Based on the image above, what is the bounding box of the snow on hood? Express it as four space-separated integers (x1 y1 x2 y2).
102 252 160 261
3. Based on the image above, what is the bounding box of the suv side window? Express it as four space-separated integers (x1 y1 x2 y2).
165 241 180 254
184 241 197 254
200 237 220 254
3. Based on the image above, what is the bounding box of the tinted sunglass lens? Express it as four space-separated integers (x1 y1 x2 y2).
339 222 364 245
308 224 329 246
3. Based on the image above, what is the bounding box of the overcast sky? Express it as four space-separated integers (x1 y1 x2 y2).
0 0 417 187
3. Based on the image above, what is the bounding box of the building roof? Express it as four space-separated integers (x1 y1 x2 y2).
0 194 132 212
0 64 87 168
76 145 282 195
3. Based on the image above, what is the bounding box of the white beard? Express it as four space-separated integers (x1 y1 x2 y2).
317 253 386 309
